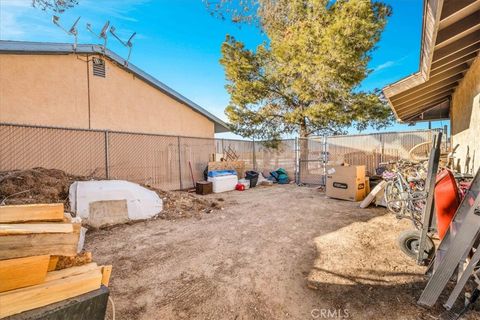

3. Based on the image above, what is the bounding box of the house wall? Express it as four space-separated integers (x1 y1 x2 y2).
88 56 214 137
0 54 90 128
450 56 480 174
0 53 215 138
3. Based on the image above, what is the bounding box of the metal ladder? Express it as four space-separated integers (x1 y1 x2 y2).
416 132 442 265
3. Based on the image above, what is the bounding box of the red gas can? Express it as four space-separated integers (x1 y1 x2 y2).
435 169 461 239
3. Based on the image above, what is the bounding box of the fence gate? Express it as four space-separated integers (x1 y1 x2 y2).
297 130 438 186
297 137 327 185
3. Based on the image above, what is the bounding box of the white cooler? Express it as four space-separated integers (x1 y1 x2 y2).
208 175 238 193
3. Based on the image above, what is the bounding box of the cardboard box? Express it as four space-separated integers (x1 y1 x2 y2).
326 165 366 201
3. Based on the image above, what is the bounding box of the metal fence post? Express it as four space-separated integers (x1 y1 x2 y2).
323 135 328 186
252 138 256 171
380 134 385 163
294 137 299 184
177 136 183 190
443 124 448 151
104 130 110 179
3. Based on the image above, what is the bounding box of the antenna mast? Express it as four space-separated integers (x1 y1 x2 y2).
52 16 81 50
86 21 110 53
109 26 137 65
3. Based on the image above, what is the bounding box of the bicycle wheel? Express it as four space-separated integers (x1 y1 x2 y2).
384 180 406 216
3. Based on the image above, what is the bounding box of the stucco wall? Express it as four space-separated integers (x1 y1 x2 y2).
0 53 215 138
88 56 214 137
450 56 480 174
0 54 90 128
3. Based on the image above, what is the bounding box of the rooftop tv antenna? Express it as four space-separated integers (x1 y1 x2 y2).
109 26 136 65
52 15 81 50
86 21 110 52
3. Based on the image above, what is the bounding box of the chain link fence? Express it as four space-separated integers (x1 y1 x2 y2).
0 123 439 190
325 130 437 176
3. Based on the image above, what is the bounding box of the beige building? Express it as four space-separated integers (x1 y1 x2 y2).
0 41 228 138
383 0 480 174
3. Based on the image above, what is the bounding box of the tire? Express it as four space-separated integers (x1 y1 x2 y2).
397 229 435 261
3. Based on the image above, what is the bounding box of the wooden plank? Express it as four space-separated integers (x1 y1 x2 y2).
0 203 64 223
0 269 102 318
0 255 50 293
0 223 73 235
101 265 112 286
55 251 93 270
440 0 480 28
45 263 99 282
432 30 480 62
48 256 59 271
435 11 480 49
441 0 477 20
0 225 80 259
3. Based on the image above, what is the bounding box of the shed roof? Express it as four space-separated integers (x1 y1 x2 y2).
383 0 480 123
0 40 230 133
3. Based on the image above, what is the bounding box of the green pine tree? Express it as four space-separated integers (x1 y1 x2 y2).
217 0 394 140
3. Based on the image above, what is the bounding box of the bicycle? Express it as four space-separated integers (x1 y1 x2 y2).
381 160 428 229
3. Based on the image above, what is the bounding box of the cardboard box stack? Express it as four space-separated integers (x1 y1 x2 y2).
326 165 367 202
0 203 111 318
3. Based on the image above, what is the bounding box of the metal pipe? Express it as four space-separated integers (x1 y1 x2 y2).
104 130 110 179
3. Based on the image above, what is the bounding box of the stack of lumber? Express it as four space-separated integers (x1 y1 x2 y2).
0 203 111 318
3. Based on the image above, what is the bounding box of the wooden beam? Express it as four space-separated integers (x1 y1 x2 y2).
0 223 74 235
383 73 425 98
0 224 80 259
396 94 453 118
431 43 480 69
402 100 450 122
433 30 480 62
430 63 470 79
0 203 64 223
55 251 93 270
390 69 465 101
0 269 102 318
48 256 59 271
392 84 457 108
101 265 112 286
0 255 50 293
395 90 454 113
440 0 480 28
398 97 450 119
430 55 477 76
45 263 99 282
419 0 445 77
436 11 480 49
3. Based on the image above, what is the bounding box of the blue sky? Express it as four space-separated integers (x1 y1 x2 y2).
0 0 450 138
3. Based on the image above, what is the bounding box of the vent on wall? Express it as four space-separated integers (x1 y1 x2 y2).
92 57 106 77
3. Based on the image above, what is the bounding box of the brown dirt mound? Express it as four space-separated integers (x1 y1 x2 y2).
0 167 220 220
148 188 220 220
0 167 87 210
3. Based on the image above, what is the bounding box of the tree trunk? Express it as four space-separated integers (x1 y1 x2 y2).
298 119 309 172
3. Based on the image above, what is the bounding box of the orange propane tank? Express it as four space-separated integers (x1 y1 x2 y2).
434 169 461 239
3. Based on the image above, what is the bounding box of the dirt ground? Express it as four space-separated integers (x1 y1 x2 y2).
85 185 480 320
0 168 220 220
0 168 87 210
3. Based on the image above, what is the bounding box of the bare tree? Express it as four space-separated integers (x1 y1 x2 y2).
32 0 79 13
